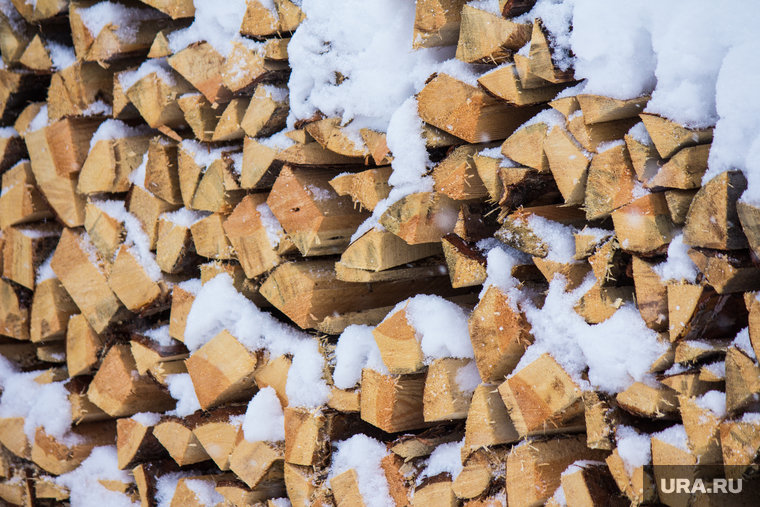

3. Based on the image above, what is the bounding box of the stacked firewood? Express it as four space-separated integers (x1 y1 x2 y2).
1 0 760 506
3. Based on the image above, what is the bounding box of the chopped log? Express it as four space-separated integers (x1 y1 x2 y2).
479 64 570 107
606 446 656 506
305 118 369 158
51 228 127 333
284 463 318 507
31 421 116 476
185 329 259 410
549 94 580 118
452 450 496 500
373 307 425 375
126 63 194 129
87 343 177 417
190 157 246 213
0 277 30 341
417 73 544 143
241 84 289 139
611 193 675 254
30 277 77 343
108 244 170 314
85 201 126 261
574 284 634 324
0 472 32 507
506 435 609 507
631 256 669 331
0 128 26 169
340 228 442 273
176 92 217 142
583 142 637 220
190 212 235 259
432 144 490 200
0 69 51 124
35 475 70 501
167 42 232 104
514 53 554 90
0 161 52 230
329 167 392 212
191 406 246 470
639 113 713 159
128 185 182 249
679 394 723 464
223 194 288 279
650 427 700 507
725 346 760 415
228 440 284 490
423 358 475 422
527 19 575 84
498 353 585 437
240 0 304 37
500 122 550 172
66 314 103 376
131 333 188 377
335 257 447 283
468 285 533 383
78 133 152 195
359 129 393 166
683 170 748 249
266 166 369 256
25 120 98 227
737 200 760 259
212 98 249 142
153 415 212 466
140 0 195 19
647 144 710 189
216 477 288 507
316 306 394 335
412 0 466 49
169 282 197 342
117 415 170 470
587 236 628 287
455 5 531 64
625 131 661 183
688 248 760 294
413 474 457 507
379 192 458 244
616 381 679 419
560 462 628 507
113 68 142 120
170 474 233 507
577 95 649 125
360 368 432 433
583 391 620 451
253 354 291 408
2 224 59 290
144 137 182 205
720 416 760 480
155 212 201 274
328 387 360 413
0 8 33 65
0 417 30 459
544 126 592 204
567 115 640 154
47 63 111 122
442 234 487 288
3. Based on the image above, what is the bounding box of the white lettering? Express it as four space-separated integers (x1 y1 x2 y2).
729 479 743 493
713 478 727 493
661 479 675 494
677 478 691 494
691 479 706 494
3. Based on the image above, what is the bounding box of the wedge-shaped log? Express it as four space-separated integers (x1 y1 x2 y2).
30 277 78 343
688 248 760 294
679 393 724 465
625 129 661 183
379 192 459 245
360 368 432 433
107 244 170 314
176 92 217 142
720 415 760 481
500 121 551 172
131 333 189 378
139 0 195 18
456 5 530 63
153 414 211 467
186 329 259 410
212 98 250 142
169 281 197 342
221 41 289 95
128 185 182 249
156 211 203 274
47 62 112 122
683 170 748 250
78 132 151 195
423 358 476 422
639 113 713 159
544 126 592 204
66 314 102 376
526 19 575 84
725 346 760 415
241 84 289 139
192 406 246 470
498 353 585 437
266 166 369 256
616 381 679 419
126 62 194 129
417 73 543 143
647 144 710 189
567 114 639 154
560 462 628 507
611 193 675 254
330 167 392 212
168 42 231 104
117 414 170 470
432 144 490 200
577 95 650 125
340 229 442 277
0 277 30 340
507 435 609 507
584 142 637 220
190 212 234 259
229 440 284 490
0 160 52 229
145 137 182 205
32 422 116 476
412 0 466 49
632 256 669 331
240 0 304 37
88 343 176 417
2 224 59 290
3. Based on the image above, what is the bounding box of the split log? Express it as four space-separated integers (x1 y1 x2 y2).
720 416 760 480
567 115 639 154
359 129 392 166
639 113 713 159
0 160 52 230
526 19 575 84
66 314 103 376
241 84 289 139
679 394 723 464
125 62 194 130
30 277 78 343
455 5 531 64
379 192 459 245
84 202 126 262
500 121 550 172
339 228 440 274
145 137 182 205
216 477 288 507
167 42 232 104
240 0 304 38
606 446 656 506
176 92 217 142
0 417 30 459
625 130 661 183
2 224 59 290
423 358 476 422
107 244 171 314
412 0 466 49
544 126 592 204
31 421 116 476
577 95 649 125
574 283 634 324
305 118 370 158
78 132 152 195
228 440 284 490
87 343 177 417
583 142 637 220
360 368 431 433
191 406 246 470
688 248 760 294
212 98 249 142
47 63 111 122
127 185 182 249
0 277 30 341
329 167 392 212
117 415 170 470
479 64 570 107
190 156 246 214
190 212 235 259
506 435 609 507
560 462 627 507
498 353 585 437
130 333 188 378
140 0 195 19
616 381 679 419
631 256 669 331
647 144 710 189
155 212 202 274
413 474 457 507
185 329 258 410
170 474 234 507
684 170 748 250
725 346 760 415
611 193 675 254
583 392 619 451
417 73 544 143
0 129 26 171
442 234 487 288
432 144 490 200
0 69 51 124
153 414 212 466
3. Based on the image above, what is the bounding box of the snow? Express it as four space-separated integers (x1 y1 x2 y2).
329 435 394 507
119 58 176 91
229 151 243 176
517 108 567 132
261 84 289 103
129 153 148 188
615 425 651 475
184 273 330 408
466 0 500 16
526 214 578 264
515 0 575 71
161 208 208 228
695 391 726 419
28 105 49 133
597 140 625 154
258 129 296 151
131 412 162 427
35 252 56 284
79 2 165 42
455 361 482 394
653 233 698 283
165 373 199 416
0 126 17 138
551 485 567 507
184 479 224 506
56 446 137 507
306 184 335 202
46 41 77 70
168 0 248 57
179 139 228 169
178 278 202 295
333 324 389 389
243 387 285 442
702 361 725 380
627 122 653 145
652 424 689 453
419 440 465 483
156 471 197 507
732 328 756 360
513 275 668 394
256 203 284 248
144 326 174 348
380 295 474 364
83 100 113 117
89 119 151 151
479 242 532 304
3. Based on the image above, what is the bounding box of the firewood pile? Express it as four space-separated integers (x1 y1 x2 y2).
1 0 759 506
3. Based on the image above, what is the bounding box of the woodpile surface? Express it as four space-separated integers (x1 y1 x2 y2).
0 1 759 506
